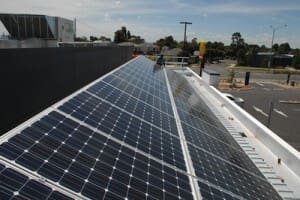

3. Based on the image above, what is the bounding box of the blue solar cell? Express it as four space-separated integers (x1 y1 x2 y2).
198 181 239 200
58 92 186 170
38 162 64 182
48 191 73 200
0 56 284 199
60 172 85 192
181 123 264 176
0 109 193 200
188 131 281 199
81 182 105 200
0 142 23 160
167 69 282 199
0 163 73 200
16 152 44 171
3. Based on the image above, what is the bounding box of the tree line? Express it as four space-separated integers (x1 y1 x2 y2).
74 27 300 68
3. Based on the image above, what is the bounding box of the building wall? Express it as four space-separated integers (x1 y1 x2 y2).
252 54 293 67
0 39 58 48
57 17 74 42
0 46 133 135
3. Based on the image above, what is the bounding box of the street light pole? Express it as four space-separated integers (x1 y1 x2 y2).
180 21 192 50
268 24 287 68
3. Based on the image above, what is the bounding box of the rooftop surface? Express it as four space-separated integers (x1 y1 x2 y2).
0 56 299 199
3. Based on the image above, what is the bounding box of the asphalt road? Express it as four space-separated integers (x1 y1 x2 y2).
225 82 300 151
189 62 300 151
190 60 300 83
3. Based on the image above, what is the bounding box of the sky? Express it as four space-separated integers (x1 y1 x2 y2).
1 0 300 48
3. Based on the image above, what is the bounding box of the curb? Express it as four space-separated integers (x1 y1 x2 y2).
279 100 300 104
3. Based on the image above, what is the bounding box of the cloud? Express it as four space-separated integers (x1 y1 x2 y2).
74 2 83 7
0 0 299 47
103 13 111 22
201 3 300 14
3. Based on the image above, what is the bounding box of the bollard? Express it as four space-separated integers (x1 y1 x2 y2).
245 72 250 85
287 73 291 85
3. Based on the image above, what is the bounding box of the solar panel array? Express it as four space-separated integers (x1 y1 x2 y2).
166 69 282 200
0 56 282 200
0 162 72 200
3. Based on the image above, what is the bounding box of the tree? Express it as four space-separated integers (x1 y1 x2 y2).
121 26 127 39
129 35 145 44
231 32 244 47
230 32 247 65
260 45 268 52
292 49 300 69
178 38 199 56
272 43 279 52
114 26 144 43
278 43 291 54
236 45 248 65
89 36 98 41
114 26 128 43
205 41 226 63
165 36 178 48
114 30 125 43
189 38 198 52
246 45 260 66
155 36 178 49
74 36 88 42
127 31 131 39
99 36 111 42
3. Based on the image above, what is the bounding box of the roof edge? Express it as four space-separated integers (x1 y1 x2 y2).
187 68 300 178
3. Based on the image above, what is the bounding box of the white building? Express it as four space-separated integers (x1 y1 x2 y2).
0 13 74 48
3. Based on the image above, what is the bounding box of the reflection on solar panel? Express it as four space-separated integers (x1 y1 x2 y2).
0 56 283 199
166 69 282 199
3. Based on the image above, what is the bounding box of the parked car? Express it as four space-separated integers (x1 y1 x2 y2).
222 93 244 107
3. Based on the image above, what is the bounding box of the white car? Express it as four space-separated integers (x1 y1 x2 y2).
222 93 244 107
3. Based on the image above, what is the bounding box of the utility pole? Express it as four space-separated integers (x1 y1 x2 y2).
268 24 287 68
180 21 192 50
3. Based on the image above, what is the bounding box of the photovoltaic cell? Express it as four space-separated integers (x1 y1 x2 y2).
166 69 282 199
181 123 263 175
0 56 283 200
103 73 173 115
189 144 281 199
0 111 193 200
58 92 186 170
167 70 265 175
87 82 178 136
0 162 73 200
197 181 240 200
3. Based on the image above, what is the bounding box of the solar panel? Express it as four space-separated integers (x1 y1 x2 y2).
0 56 284 199
0 57 196 199
0 162 73 200
0 110 193 199
166 69 282 199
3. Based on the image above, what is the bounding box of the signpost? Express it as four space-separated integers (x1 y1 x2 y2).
199 40 206 76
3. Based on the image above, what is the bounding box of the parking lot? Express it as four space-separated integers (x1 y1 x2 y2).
190 62 300 151
223 82 300 151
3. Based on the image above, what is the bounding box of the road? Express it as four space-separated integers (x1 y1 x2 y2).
190 60 300 83
189 61 300 151
226 82 300 151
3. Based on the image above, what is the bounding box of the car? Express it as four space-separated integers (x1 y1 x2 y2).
222 93 244 107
